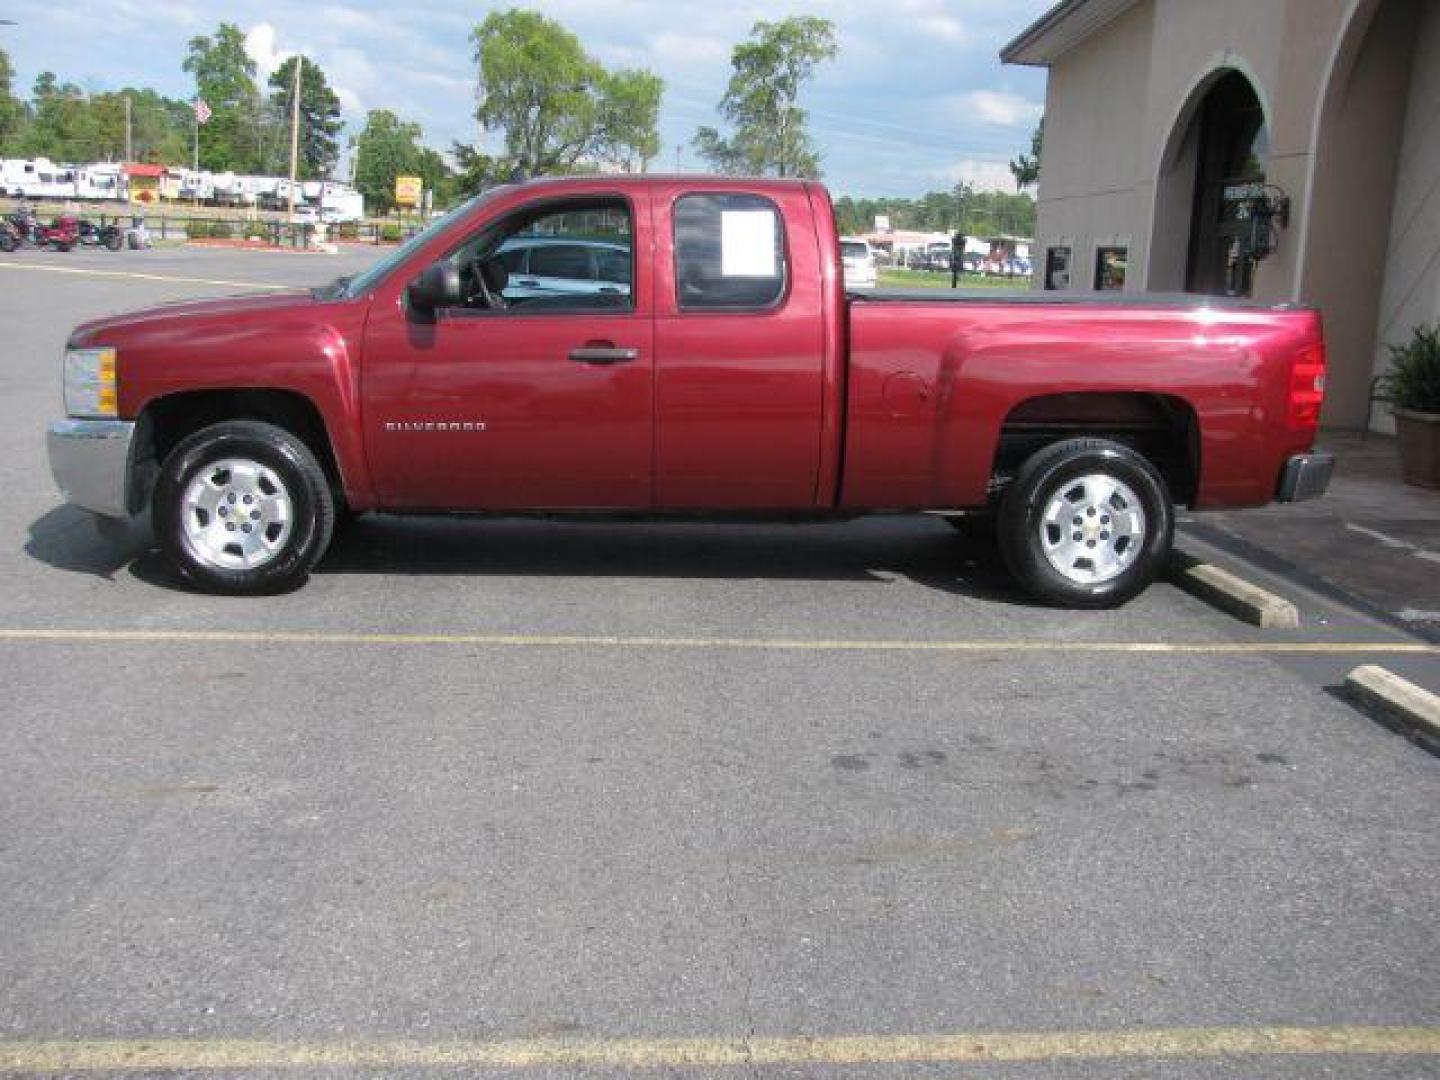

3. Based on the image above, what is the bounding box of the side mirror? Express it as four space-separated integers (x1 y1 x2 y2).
407 262 461 313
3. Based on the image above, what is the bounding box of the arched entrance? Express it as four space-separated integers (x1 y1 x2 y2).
1184 72 1268 296
1297 0 1424 428
1149 65 1270 296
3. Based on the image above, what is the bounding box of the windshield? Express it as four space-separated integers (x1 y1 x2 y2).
333 189 506 300
841 242 869 260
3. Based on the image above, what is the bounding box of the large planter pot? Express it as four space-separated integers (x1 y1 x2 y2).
1394 408 1440 489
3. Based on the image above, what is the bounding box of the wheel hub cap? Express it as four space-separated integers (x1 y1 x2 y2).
180 458 293 570
1039 473 1146 585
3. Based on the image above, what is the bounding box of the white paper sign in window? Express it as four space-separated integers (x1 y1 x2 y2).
720 209 777 277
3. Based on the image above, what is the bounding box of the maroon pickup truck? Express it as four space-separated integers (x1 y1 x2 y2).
48 175 1332 605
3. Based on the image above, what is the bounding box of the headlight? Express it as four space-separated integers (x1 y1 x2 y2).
64 346 118 418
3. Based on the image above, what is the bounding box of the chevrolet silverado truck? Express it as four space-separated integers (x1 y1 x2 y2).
47 176 1333 605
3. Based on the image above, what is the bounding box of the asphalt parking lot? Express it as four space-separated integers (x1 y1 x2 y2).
1 245 1437 1078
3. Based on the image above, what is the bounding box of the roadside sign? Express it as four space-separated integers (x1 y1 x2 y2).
394 175 423 207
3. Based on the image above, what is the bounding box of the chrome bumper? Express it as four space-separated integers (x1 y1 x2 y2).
1277 451 1335 502
46 418 136 519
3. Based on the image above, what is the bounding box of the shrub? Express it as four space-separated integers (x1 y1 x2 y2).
1381 322 1440 414
380 221 403 243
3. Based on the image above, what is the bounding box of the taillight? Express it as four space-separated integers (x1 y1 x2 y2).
1289 341 1326 429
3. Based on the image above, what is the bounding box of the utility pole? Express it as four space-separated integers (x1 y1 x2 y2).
123 94 132 161
286 55 303 219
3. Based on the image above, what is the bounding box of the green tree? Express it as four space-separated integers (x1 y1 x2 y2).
183 23 263 171
693 16 837 178
353 109 430 213
0 51 28 152
1009 118 1043 191
469 9 663 175
451 141 501 197
23 72 90 158
128 89 194 163
268 57 344 179
830 187 1036 239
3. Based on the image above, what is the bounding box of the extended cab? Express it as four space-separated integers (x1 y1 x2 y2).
47 176 1333 605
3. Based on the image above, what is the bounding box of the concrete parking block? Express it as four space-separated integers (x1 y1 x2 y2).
1345 664 1440 744
1170 553 1301 629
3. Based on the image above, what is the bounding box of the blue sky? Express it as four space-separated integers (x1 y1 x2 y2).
3 0 1054 197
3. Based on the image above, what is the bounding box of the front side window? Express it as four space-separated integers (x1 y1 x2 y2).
674 193 787 311
451 198 634 312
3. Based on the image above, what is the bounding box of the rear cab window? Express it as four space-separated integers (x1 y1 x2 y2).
673 193 787 311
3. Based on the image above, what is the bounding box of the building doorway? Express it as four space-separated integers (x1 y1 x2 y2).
1184 72 1268 296
1148 65 1269 297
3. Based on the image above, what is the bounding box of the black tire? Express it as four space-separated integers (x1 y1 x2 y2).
153 420 334 594
998 438 1173 608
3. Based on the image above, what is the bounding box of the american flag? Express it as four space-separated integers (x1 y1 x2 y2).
193 98 212 125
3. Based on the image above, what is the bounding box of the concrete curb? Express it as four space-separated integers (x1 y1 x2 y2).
1345 665 1440 743
1169 553 1301 629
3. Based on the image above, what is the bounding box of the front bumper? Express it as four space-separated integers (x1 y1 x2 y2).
1277 451 1335 502
46 418 136 518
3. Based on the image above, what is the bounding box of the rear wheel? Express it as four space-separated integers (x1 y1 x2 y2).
998 438 1172 608
153 420 334 594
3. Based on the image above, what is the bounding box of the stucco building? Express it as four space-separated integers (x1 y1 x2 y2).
1002 0 1439 429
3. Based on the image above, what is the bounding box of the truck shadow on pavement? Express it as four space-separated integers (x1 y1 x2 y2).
24 506 152 581
26 508 1029 604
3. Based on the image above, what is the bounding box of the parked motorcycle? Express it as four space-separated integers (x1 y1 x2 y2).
34 215 79 252
78 219 125 251
0 219 19 253
6 207 43 246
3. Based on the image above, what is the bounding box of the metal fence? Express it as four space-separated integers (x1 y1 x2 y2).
0 200 399 248
84 214 391 247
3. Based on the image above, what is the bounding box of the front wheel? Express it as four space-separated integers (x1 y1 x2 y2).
153 420 335 594
998 438 1173 608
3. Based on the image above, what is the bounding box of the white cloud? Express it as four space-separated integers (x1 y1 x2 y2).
939 157 1018 193
243 23 288 81
945 90 1044 128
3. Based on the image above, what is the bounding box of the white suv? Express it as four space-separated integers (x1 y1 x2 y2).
840 237 877 289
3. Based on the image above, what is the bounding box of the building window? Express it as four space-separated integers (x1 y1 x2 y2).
1044 246 1071 290
1095 246 1128 291
674 193 787 311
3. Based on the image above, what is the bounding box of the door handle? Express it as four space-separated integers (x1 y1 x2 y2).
569 344 639 365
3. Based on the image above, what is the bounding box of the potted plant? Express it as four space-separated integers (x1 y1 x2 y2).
1381 322 1440 488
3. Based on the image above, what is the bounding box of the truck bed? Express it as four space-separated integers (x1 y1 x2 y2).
850 288 1298 310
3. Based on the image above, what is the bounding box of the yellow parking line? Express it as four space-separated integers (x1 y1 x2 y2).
0 627 1433 654
0 260 291 290
1 1027 1437 1071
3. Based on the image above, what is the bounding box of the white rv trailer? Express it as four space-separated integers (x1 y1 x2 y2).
73 164 126 201
0 158 74 199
